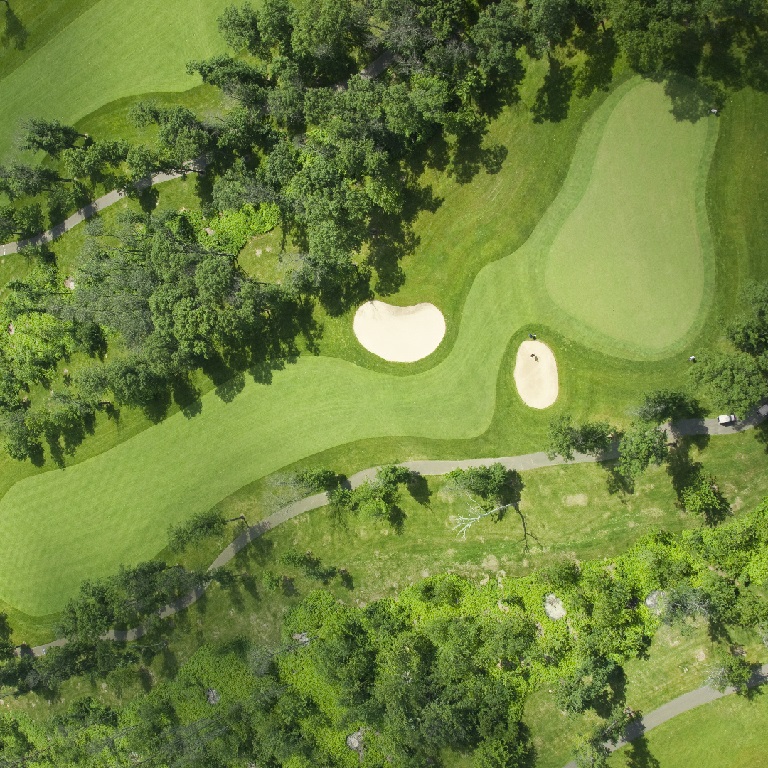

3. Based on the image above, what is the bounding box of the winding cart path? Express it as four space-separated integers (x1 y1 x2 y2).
562 663 768 768
20 403 767 657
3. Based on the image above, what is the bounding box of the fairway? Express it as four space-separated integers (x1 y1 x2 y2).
0 0 233 160
0 79 723 615
544 80 714 353
608 692 768 768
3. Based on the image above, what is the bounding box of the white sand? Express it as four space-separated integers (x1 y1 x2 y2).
353 300 446 362
513 340 558 409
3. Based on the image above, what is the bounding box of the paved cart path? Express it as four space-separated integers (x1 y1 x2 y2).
0 52 394 256
19 403 767 656
562 663 768 768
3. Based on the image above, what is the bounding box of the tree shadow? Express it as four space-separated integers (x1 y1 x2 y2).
406 473 431 505
448 130 509 185
1 4 28 50
754 421 768 454
532 58 576 123
171 375 202 418
573 29 619 97
624 734 661 768
388 504 406 535
663 74 722 123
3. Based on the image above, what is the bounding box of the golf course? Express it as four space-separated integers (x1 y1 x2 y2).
0 76 721 616
1 0 767 765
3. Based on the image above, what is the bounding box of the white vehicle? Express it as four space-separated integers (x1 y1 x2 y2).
717 414 737 426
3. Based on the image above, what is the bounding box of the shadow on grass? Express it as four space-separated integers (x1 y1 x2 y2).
1 4 28 50
533 58 576 123
624 734 661 768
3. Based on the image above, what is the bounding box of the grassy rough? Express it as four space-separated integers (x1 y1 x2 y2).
608 688 768 768
0 77 755 616
0 0 233 160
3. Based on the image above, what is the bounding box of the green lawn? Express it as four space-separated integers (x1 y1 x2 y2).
544 80 715 354
608 689 768 768
0 76 760 616
0 0 234 161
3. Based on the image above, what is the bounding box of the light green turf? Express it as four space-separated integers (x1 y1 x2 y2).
0 0 234 160
608 690 768 768
541 79 715 354
0 78 724 615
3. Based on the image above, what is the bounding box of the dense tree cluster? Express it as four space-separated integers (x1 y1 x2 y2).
1 496 767 766
0 210 304 462
689 281 768 416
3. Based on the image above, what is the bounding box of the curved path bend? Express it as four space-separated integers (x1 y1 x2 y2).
19 402 768 657
0 53 394 257
562 662 768 768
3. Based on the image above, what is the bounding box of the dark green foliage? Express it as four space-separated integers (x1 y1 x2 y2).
293 466 341 492
680 471 730 525
446 464 520 506
328 464 414 526
637 389 699 423
707 646 753 692
689 352 766 417
547 414 614 460
3 498 768 764
20 117 82 156
617 422 668 480
728 280 768 359
556 655 618 714
0 162 63 199
168 509 227 553
57 561 208 643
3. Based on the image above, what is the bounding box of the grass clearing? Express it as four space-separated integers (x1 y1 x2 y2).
544 80 715 353
608 687 768 768
0 0 234 160
0 76 762 616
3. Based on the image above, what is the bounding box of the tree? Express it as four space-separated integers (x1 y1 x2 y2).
61 140 129 182
217 1 262 53
707 647 752 693
637 389 696 423
547 415 613 460
167 509 227 552
728 280 768 358
20 117 81 156
0 163 64 199
293 467 341 493
556 655 618 714
446 464 523 539
617 422 668 480
681 472 730 525
688 352 765 418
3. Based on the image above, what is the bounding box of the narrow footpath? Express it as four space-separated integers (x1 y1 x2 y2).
562 663 768 768
23 403 768 656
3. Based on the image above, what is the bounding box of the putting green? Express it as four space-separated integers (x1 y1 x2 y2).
0 0 232 160
543 80 715 354
0 79 719 615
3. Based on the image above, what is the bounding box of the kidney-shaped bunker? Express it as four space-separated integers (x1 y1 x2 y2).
353 300 446 363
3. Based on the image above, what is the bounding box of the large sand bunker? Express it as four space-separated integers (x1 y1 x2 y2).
353 300 446 362
514 340 558 408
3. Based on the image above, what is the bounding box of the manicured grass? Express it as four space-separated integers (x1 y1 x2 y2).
0 0 234 161
608 687 768 768
544 80 715 354
524 619 767 768
0 75 760 616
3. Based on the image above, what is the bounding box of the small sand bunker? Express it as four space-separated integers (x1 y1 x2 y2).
513 340 558 409
544 593 566 620
353 300 446 362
